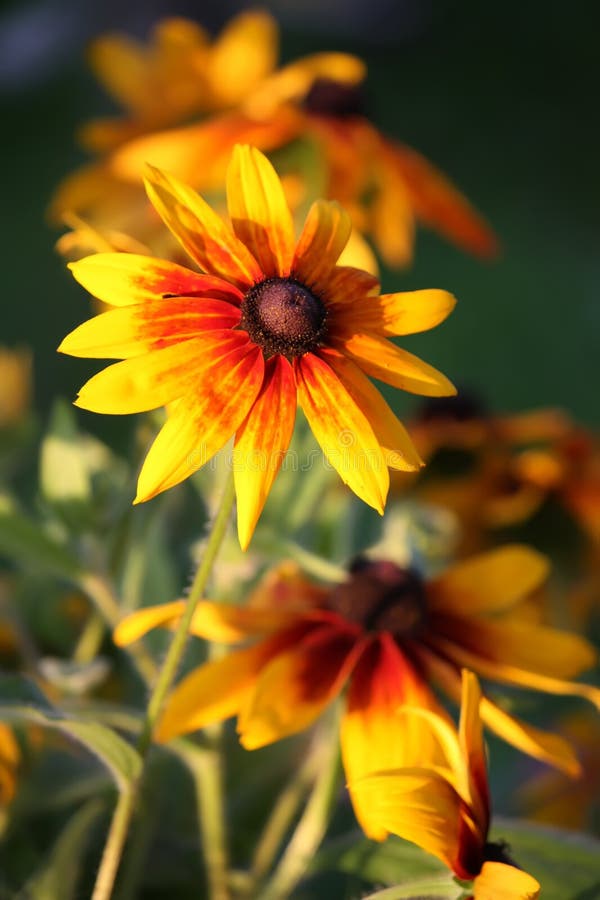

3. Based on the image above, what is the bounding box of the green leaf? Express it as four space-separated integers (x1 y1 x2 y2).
0 496 80 577
39 399 91 505
490 817 600 900
361 878 462 900
0 675 141 791
17 798 104 900
312 831 447 885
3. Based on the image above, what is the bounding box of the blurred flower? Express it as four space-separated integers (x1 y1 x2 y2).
115 545 600 836
0 347 32 427
51 11 497 267
0 723 20 811
59 145 455 548
518 710 600 832
352 670 541 898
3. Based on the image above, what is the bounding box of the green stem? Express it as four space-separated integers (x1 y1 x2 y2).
72 611 105 664
90 473 236 900
257 718 342 900
190 726 230 900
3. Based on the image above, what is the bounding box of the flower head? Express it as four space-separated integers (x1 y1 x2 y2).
114 546 600 835
352 670 541 899
59 145 456 548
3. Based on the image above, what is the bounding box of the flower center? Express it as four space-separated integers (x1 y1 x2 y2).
325 557 427 638
241 277 328 358
303 77 366 118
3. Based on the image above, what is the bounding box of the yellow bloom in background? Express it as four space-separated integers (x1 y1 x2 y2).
352 670 541 899
51 10 497 268
0 723 20 813
115 545 600 836
0 347 32 428
59 145 456 548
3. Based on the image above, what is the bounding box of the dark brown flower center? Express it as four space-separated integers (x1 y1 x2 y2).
325 557 427 638
303 77 366 118
241 277 328 358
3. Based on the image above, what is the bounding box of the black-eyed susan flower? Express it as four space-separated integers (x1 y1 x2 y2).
114 546 600 837
59 145 456 549
352 670 541 899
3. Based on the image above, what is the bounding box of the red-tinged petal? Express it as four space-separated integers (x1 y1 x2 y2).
226 145 295 277
247 561 330 612
334 331 456 397
331 289 456 337
322 265 380 309
234 356 296 550
458 671 490 841
68 253 244 307
319 347 423 472
135 336 264 502
74 337 209 413
417 647 582 777
294 353 389 514
429 631 600 710
292 200 352 289
156 639 275 742
391 141 500 259
58 298 240 359
342 634 448 839
114 600 186 645
238 624 362 749
428 546 550 617
474 861 540 900
144 164 262 288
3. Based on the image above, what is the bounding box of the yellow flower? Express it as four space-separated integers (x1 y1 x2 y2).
0 723 20 811
0 347 32 427
352 670 541 899
114 546 600 836
59 145 455 548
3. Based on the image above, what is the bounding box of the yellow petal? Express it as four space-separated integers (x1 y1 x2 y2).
294 352 389 514
428 546 550 616
74 338 208 413
68 253 242 307
207 11 278 107
293 200 353 289
332 289 456 337
459 671 490 838
319 347 423 472
335 331 456 397
144 165 262 288
135 336 264 502
226 145 295 277
58 298 240 359
234 356 297 550
114 600 186 645
474 861 540 900
239 625 361 749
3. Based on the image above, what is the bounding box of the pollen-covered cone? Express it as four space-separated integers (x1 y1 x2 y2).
351 670 540 899
59 144 457 548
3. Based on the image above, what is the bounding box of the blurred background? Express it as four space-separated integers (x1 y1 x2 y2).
1 0 599 429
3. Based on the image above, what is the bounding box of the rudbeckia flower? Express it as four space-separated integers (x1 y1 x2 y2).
114 546 600 836
352 670 541 899
59 145 456 548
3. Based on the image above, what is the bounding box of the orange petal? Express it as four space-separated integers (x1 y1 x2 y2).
58 298 240 359
74 337 210 413
247 560 329 611
68 253 244 307
156 639 273 742
234 356 297 550
135 336 264 502
319 347 423 472
391 142 500 259
144 165 262 288
292 200 352 288
114 600 186 645
331 289 456 337
294 353 389 514
207 11 278 107
322 265 380 308
474 861 540 900
342 634 447 840
226 145 295 277
334 331 456 397
459 671 490 840
428 546 550 617
238 624 361 749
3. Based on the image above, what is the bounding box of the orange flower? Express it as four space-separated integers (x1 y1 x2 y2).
59 145 456 548
114 546 600 836
353 670 541 899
